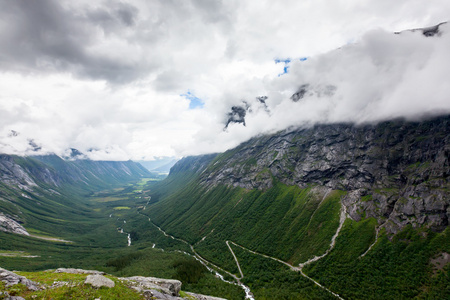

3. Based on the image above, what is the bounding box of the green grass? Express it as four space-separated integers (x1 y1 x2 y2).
0 250 38 258
304 222 450 299
113 206 131 210
136 178 157 186
229 244 335 299
145 180 344 270
4 271 143 300
90 196 128 203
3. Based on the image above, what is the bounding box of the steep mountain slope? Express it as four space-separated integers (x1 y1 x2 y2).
144 115 450 299
202 116 449 234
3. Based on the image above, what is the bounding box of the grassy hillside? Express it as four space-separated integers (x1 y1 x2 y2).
145 180 343 266
304 223 450 299
1 271 143 300
139 155 449 299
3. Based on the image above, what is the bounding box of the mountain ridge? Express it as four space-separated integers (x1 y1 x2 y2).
169 115 449 235
0 153 150 237
142 115 449 299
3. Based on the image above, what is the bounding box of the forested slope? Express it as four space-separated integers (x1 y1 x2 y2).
144 116 450 299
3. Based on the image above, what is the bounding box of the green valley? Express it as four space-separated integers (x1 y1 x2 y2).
0 155 244 299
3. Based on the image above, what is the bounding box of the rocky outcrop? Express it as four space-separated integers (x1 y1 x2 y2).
0 155 37 188
0 268 223 300
54 268 105 275
0 213 29 235
172 116 450 234
225 105 248 128
0 294 25 300
170 154 218 176
0 267 40 291
120 276 182 296
396 21 448 37
85 274 115 288
120 275 226 300
142 290 183 300
185 292 227 300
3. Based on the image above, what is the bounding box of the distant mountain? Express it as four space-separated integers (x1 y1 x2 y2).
137 157 179 173
144 115 450 299
0 153 150 237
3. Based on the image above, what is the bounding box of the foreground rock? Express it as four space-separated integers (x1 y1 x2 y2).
0 267 40 291
85 274 115 288
120 276 182 296
142 289 183 300
0 293 26 300
120 276 226 300
54 268 105 275
0 268 226 300
185 292 227 300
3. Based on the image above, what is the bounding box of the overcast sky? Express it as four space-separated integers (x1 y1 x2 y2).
0 0 449 160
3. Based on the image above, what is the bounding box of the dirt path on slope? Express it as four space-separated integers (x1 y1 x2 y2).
139 202 348 299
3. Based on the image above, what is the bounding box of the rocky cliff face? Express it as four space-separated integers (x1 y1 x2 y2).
0 155 39 189
0 212 29 235
171 116 449 234
170 154 218 175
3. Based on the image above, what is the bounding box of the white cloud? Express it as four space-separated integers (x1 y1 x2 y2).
0 0 449 160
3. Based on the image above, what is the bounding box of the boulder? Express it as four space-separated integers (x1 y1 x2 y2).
120 276 182 296
185 292 227 300
0 293 26 300
84 275 115 288
143 289 183 300
55 268 105 275
0 267 40 291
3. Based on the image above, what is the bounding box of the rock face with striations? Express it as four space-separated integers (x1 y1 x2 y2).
171 116 450 234
0 213 29 235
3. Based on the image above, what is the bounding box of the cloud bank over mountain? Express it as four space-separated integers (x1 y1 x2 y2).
182 23 450 155
0 0 449 159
